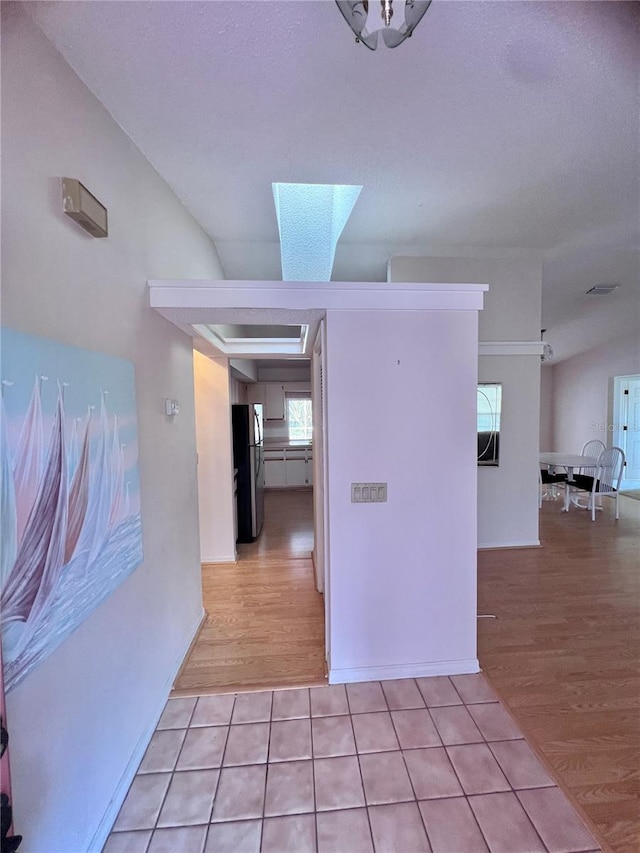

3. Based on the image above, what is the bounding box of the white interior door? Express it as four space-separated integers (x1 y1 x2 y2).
613 374 640 487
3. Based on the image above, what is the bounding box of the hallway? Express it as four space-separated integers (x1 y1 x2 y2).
173 490 325 695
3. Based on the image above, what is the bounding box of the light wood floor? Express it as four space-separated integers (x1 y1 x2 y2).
478 494 640 853
172 489 326 695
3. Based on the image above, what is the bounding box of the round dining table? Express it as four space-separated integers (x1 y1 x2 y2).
539 452 598 511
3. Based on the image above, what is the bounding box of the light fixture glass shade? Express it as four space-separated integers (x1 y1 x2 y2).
335 0 432 50
272 183 362 281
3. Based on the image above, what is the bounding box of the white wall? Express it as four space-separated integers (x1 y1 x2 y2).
325 309 479 681
1 7 224 851
552 332 640 452
230 376 247 404
194 352 236 562
389 253 541 340
389 255 542 548
258 365 312 383
539 365 554 451
477 356 541 547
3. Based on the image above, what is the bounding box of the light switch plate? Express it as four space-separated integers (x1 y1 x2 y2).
351 482 387 503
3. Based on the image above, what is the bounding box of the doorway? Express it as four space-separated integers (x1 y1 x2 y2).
612 374 640 489
176 351 326 694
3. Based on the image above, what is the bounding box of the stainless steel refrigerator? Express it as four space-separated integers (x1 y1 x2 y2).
232 403 264 542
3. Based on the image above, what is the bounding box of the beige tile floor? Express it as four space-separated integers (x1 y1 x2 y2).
104 674 601 853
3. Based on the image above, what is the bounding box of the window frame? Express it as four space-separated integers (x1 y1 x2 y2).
477 382 502 467
286 392 313 442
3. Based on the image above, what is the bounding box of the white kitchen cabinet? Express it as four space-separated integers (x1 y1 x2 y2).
264 383 286 420
285 457 307 487
263 446 313 488
264 457 286 488
246 384 265 406
264 449 286 488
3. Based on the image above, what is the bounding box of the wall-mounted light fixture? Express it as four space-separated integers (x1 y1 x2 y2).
62 178 108 237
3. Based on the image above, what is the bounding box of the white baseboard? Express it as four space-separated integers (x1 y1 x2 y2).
328 658 480 684
201 552 237 563
478 539 540 550
87 608 206 853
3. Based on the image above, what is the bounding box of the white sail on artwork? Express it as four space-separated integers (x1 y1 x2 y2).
0 329 143 692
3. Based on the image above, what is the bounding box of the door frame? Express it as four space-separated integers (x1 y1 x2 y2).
312 319 330 662
612 373 640 489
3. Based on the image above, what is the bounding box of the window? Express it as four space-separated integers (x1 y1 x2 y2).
287 394 313 441
477 383 502 466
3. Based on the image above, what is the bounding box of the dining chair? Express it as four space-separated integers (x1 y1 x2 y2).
538 466 567 508
567 446 625 520
579 439 606 476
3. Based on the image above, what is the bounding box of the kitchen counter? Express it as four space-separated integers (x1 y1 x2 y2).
263 438 312 450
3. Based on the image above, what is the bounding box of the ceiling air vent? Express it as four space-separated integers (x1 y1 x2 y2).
585 284 618 295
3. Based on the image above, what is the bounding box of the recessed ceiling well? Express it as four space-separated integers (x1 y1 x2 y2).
193 323 309 357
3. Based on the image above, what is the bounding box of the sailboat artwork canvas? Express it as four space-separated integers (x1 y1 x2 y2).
0 329 143 693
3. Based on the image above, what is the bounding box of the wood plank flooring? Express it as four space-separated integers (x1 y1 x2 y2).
478 494 640 853
172 489 326 695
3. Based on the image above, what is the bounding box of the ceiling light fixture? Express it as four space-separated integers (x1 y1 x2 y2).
335 0 432 50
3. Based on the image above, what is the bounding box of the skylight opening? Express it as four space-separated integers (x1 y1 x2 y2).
272 182 362 281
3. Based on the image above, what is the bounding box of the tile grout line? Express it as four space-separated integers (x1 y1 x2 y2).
344 686 377 851
342 684 375 847
152 721 191 850
200 694 233 852
479 671 606 851
207 691 237 836
401 678 471 851
428 677 494 853
309 689 319 853
115 696 197 840
457 679 551 853
486 740 553 791
258 690 274 850
147 694 235 851
385 682 435 849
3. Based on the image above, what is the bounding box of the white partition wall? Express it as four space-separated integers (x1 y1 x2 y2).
389 255 543 549
149 279 486 684
193 352 237 563
324 309 480 682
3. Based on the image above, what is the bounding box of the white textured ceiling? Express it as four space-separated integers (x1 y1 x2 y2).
25 0 639 361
